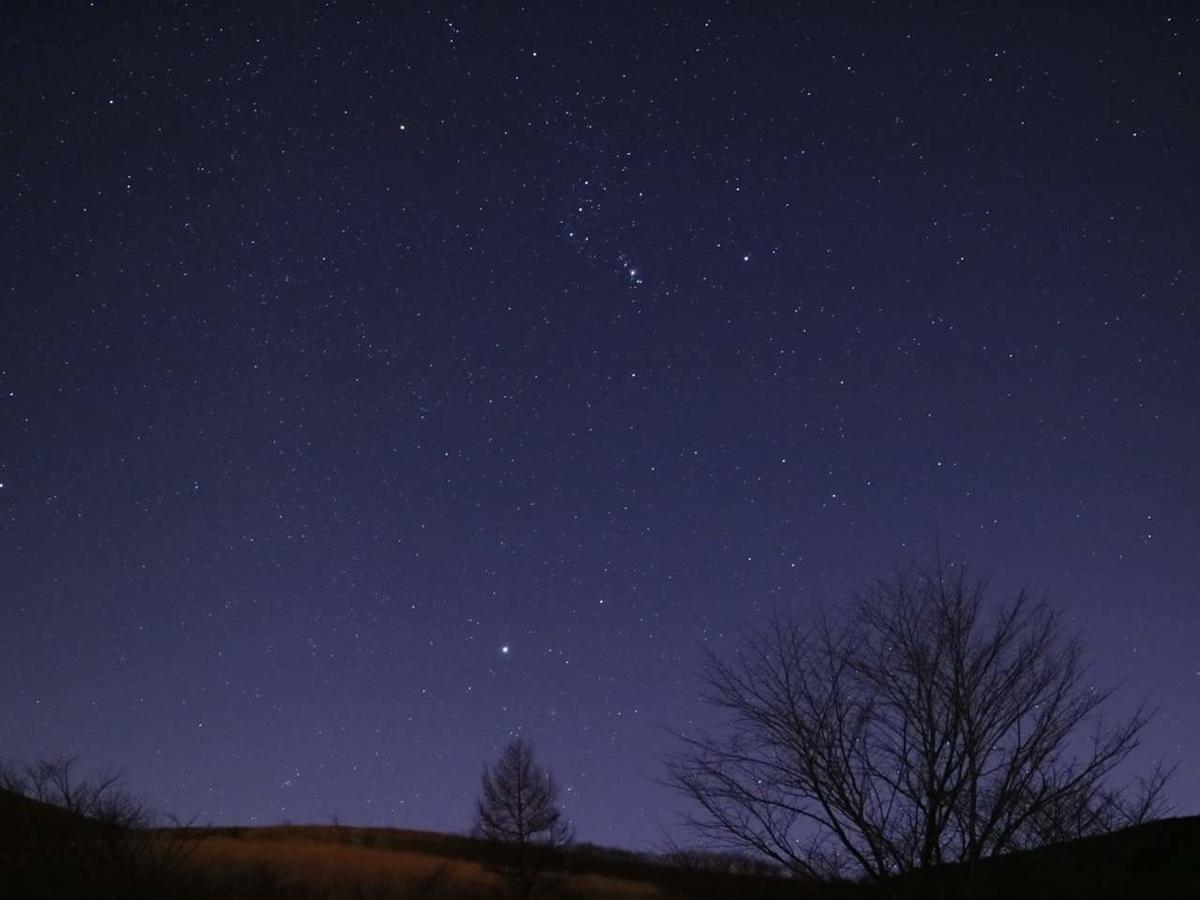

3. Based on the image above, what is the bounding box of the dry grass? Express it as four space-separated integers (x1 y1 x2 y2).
180 826 664 899
569 870 662 899
184 836 489 896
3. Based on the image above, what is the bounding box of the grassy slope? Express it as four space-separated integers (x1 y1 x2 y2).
182 826 653 898
3 787 1195 899
189 817 1200 900
173 824 818 899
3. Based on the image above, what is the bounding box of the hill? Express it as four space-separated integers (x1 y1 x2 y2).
0 787 113 841
169 823 823 899
1 785 1195 899
886 815 1200 899
176 817 1200 899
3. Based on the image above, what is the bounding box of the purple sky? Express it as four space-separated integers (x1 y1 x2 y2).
2 1 1197 849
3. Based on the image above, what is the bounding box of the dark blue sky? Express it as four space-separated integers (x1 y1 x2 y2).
2 1 1197 848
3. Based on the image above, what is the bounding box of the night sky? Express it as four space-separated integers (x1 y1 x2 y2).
2 2 1197 849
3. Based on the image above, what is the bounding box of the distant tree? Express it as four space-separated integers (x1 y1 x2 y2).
666 555 1172 884
473 737 573 897
474 738 573 848
658 844 782 877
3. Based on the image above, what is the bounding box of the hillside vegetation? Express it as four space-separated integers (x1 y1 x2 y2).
169 823 823 899
1 787 1196 898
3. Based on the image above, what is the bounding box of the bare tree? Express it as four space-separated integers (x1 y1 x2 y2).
474 738 572 897
0 754 194 897
666 556 1170 883
474 737 573 848
1013 758 1174 849
4 754 148 827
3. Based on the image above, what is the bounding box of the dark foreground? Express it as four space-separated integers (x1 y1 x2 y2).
1 789 1196 899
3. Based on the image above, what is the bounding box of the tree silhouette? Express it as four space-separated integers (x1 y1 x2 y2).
474 737 572 847
666 555 1171 884
0 754 195 897
474 738 572 898
0 754 147 828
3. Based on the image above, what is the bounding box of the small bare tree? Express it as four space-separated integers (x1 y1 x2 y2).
474 737 572 897
0 754 194 896
666 557 1171 883
474 738 573 847
2 754 148 827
